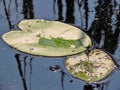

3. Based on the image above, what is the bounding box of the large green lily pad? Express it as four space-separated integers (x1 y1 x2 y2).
65 49 115 83
2 19 92 56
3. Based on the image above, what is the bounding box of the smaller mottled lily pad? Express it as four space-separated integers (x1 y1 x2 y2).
65 49 115 83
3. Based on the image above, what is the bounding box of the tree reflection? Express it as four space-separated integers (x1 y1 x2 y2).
83 83 109 90
88 0 120 54
57 0 64 20
83 0 89 30
55 0 119 54
54 0 120 53
15 54 33 90
1 0 34 29
15 0 18 12
65 0 75 23
83 84 93 90
2 0 12 29
22 0 34 19
54 0 75 23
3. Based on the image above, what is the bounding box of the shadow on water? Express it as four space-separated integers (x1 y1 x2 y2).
0 0 120 90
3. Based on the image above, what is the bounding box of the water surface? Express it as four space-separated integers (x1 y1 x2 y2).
0 0 120 90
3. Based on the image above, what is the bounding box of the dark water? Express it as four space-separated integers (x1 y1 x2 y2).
0 0 120 90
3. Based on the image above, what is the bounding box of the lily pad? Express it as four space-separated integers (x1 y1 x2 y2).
2 19 92 56
65 49 115 83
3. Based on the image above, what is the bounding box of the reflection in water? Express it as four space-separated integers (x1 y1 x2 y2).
49 65 73 90
55 0 119 55
1 0 120 90
49 65 62 72
83 83 109 90
83 84 93 90
54 0 75 23
49 65 65 90
83 0 89 30
15 0 18 13
15 54 33 90
88 0 120 54
2 0 12 29
57 0 64 20
65 0 75 23
22 0 34 19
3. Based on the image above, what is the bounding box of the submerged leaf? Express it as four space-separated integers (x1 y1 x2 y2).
2 19 92 56
65 49 115 83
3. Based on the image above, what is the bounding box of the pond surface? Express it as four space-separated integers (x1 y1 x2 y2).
0 0 120 90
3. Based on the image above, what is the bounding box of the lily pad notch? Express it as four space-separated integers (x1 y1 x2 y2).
2 19 92 56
